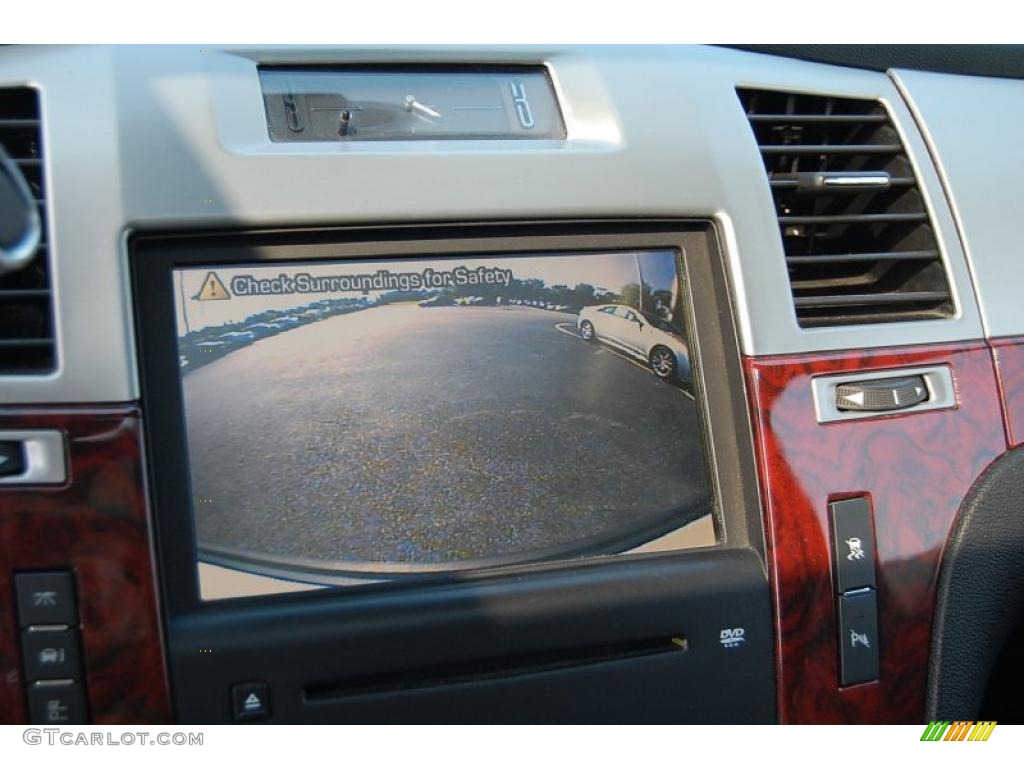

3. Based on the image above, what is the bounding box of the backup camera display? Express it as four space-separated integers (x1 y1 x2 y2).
174 250 714 599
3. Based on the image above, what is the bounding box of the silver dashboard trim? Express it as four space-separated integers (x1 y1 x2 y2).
812 365 956 424
0 45 990 404
892 68 1024 341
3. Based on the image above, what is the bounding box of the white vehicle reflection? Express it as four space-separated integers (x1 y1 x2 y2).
576 304 691 383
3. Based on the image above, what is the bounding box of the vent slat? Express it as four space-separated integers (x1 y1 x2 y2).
738 87 953 328
787 250 939 265
0 289 52 300
749 113 889 124
794 291 950 308
779 213 929 225
0 338 55 349
758 143 903 155
0 118 41 128
0 86 55 373
770 176 917 189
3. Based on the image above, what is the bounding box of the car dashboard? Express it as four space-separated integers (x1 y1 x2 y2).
0 44 1023 725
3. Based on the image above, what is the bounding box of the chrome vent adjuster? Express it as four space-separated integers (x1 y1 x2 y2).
737 88 953 328
0 87 54 373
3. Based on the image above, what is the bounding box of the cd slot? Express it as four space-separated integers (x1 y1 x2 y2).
304 636 688 702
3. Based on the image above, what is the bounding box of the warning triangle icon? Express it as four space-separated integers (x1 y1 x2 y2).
197 271 231 301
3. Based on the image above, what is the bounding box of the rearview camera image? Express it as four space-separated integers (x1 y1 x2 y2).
174 250 715 599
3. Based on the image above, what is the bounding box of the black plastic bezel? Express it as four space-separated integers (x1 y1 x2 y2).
133 221 761 613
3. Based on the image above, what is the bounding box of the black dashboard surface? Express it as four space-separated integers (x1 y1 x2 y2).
726 44 1024 79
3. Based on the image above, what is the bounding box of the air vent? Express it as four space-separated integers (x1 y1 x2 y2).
737 88 953 328
0 87 54 373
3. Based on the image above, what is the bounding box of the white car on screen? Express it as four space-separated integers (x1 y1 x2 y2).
576 304 692 383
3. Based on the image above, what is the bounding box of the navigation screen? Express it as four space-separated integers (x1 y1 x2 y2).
173 250 715 600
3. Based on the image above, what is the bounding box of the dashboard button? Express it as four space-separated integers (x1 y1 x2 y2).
22 628 83 681
838 589 879 686
15 571 77 627
830 497 877 592
26 681 88 725
232 682 270 721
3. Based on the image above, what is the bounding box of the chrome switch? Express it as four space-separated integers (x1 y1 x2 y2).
835 375 928 412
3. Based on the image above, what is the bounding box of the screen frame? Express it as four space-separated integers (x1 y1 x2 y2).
132 220 764 616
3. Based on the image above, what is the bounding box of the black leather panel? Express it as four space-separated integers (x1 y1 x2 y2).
725 45 1024 80
927 447 1024 720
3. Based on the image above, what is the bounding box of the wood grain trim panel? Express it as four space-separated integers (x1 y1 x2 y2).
991 338 1024 448
744 343 1006 723
0 407 171 724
